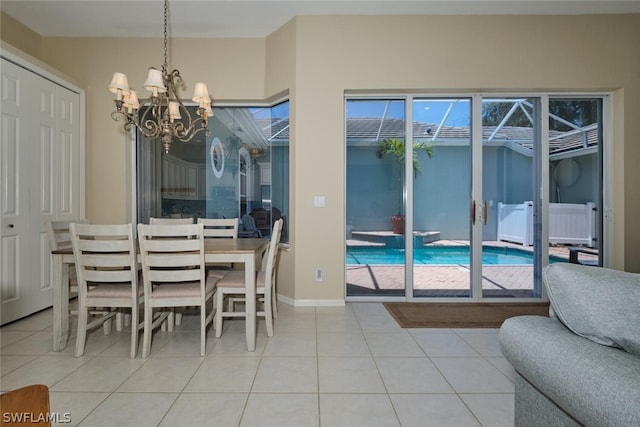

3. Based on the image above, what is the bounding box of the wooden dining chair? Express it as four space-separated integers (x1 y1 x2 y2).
137 223 218 358
149 217 204 327
48 219 127 334
46 218 88 301
214 218 283 338
198 218 239 278
70 223 142 358
226 238 284 319
0 384 51 426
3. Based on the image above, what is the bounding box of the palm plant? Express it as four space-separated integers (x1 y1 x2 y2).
376 138 433 178
376 138 433 233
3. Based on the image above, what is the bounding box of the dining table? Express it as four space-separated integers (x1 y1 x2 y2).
51 237 269 352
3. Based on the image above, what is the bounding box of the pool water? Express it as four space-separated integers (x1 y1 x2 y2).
346 245 562 265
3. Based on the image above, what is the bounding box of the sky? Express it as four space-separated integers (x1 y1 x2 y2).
346 99 472 127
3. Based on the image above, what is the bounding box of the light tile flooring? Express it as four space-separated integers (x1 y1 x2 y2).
1 302 515 426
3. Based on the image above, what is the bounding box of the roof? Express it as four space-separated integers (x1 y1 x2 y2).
345 117 599 156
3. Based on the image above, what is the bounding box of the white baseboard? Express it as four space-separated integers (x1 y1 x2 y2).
276 294 345 307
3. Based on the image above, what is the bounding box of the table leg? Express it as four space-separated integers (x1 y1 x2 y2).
52 254 69 351
245 254 257 352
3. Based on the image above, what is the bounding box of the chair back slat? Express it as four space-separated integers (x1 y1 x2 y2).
70 223 137 297
77 253 133 268
76 238 132 253
83 269 135 283
140 238 201 252
47 218 88 250
149 217 194 225
148 269 202 283
145 253 202 268
137 223 205 286
198 218 239 238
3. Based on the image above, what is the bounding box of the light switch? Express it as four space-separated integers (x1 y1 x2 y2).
314 196 326 207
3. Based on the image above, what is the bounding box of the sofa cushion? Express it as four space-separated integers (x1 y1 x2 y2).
500 316 640 427
543 263 640 355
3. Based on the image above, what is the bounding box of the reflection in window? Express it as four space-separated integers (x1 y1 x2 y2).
136 101 290 242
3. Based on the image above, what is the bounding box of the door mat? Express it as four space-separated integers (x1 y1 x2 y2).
384 302 550 328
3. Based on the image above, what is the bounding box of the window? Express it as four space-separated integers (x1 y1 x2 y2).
136 101 290 242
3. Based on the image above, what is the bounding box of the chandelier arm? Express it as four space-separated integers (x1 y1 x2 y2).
171 125 209 143
111 109 163 140
110 110 136 133
109 0 212 154
175 102 206 130
138 103 163 139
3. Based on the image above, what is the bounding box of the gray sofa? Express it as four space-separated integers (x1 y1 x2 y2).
499 263 640 427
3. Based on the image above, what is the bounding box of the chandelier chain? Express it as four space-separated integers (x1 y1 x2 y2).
163 0 168 73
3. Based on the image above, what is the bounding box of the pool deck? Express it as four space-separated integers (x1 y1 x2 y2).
346 234 599 297
350 230 441 248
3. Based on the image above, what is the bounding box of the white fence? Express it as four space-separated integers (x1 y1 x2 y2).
497 201 596 247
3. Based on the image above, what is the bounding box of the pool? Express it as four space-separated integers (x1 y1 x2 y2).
346 245 564 265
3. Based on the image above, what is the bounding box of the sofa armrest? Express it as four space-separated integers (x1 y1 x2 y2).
500 316 640 427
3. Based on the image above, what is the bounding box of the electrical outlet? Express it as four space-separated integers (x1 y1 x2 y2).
315 269 323 282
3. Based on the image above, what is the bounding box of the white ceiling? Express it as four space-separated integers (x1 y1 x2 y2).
2 0 640 39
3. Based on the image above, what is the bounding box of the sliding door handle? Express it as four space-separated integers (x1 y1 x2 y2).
483 201 488 225
471 200 476 225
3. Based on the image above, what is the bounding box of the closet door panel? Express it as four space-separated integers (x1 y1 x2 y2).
1 58 37 323
39 125 55 216
57 86 80 217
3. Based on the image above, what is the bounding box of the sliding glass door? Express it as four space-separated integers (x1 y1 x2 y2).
481 97 539 298
411 98 473 297
345 99 406 297
345 94 605 301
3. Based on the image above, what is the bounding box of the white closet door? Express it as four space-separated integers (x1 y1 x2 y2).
1 57 82 324
1 59 38 323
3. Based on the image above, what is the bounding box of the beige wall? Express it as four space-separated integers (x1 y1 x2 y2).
2 13 639 304
290 14 640 302
0 12 42 59
265 19 297 302
35 37 266 225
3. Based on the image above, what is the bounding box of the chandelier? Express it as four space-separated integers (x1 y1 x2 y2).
108 0 212 154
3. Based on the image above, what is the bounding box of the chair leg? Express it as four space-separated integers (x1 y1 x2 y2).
75 306 88 357
215 292 224 338
272 288 278 319
161 310 174 331
115 311 123 331
102 312 112 335
200 305 206 356
142 305 153 358
130 305 138 359
175 312 183 326
167 310 175 332
264 295 274 337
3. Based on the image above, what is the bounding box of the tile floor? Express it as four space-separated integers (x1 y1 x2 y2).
1 302 516 426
